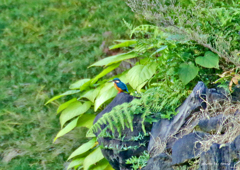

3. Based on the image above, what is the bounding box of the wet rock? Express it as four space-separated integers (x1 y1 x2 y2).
172 132 208 165
148 82 208 153
142 153 173 170
198 134 240 170
198 114 225 133
94 93 152 170
148 82 227 153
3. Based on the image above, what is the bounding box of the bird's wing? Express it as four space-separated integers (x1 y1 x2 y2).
119 82 129 92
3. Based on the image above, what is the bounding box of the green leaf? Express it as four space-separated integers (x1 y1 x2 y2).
77 113 96 129
195 51 219 68
86 131 96 138
94 87 117 111
109 40 137 50
127 63 158 91
150 45 168 57
45 90 80 105
68 138 97 160
80 80 92 91
91 63 121 84
54 117 79 142
178 62 199 85
57 98 77 114
83 147 104 170
67 158 84 170
93 72 128 111
104 165 114 170
89 52 137 67
60 101 92 127
69 79 91 90
136 81 148 93
89 159 109 170
81 88 101 103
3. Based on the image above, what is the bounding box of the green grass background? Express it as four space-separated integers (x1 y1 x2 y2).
0 0 141 169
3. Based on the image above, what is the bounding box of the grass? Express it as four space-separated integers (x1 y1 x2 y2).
0 0 141 169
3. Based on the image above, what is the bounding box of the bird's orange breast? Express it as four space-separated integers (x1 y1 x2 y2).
114 83 123 92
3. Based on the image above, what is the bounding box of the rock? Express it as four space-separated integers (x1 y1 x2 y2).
232 86 240 101
148 82 227 153
93 93 152 170
208 88 227 103
172 132 208 165
98 114 151 170
148 82 208 153
198 134 240 170
198 114 225 133
231 135 240 151
94 82 236 170
93 93 134 125
142 153 173 170
199 143 234 170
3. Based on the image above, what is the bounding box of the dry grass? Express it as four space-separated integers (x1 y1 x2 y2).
197 99 240 153
150 96 240 159
149 135 167 157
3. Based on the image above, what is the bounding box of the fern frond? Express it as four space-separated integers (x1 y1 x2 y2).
90 79 187 139
118 110 125 130
105 114 114 134
130 25 161 38
122 18 133 31
125 111 133 131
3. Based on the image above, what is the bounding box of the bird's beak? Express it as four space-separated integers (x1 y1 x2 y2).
108 80 114 83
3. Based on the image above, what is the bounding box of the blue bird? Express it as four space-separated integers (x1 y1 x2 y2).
109 78 129 93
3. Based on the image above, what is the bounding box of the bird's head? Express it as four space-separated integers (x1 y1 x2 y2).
109 78 121 84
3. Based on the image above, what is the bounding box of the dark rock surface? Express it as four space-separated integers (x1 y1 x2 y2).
148 82 227 153
142 153 173 170
198 114 225 133
98 114 152 170
172 132 208 165
93 93 152 170
144 134 240 170
93 93 134 125
198 135 240 170
94 82 240 170
232 86 240 101
148 82 208 152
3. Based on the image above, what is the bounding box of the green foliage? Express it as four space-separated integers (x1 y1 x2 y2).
195 52 219 69
54 117 80 142
89 52 138 67
88 80 188 137
83 147 105 170
91 63 121 84
88 100 138 137
127 63 158 92
44 1 240 170
109 40 137 50
45 90 81 105
70 79 91 90
178 62 199 85
128 0 240 67
126 151 150 170
66 138 112 170
0 0 140 169
67 158 84 170
68 138 98 161
47 17 227 170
